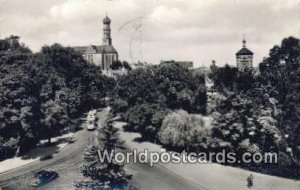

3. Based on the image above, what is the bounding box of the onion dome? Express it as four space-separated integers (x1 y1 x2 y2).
103 16 111 24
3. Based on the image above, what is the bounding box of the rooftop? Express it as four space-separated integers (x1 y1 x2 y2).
236 47 253 55
72 45 117 54
236 39 253 55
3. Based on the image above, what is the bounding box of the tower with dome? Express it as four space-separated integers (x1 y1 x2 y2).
102 16 112 46
73 16 118 71
236 39 253 71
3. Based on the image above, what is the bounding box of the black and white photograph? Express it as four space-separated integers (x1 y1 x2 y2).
0 0 300 189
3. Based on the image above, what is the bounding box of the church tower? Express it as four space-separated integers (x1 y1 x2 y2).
102 15 112 46
73 15 118 72
236 39 253 71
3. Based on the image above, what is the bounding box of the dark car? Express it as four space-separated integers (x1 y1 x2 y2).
31 170 58 187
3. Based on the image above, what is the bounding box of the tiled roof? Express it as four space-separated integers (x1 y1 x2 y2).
236 47 253 55
95 45 117 54
72 45 117 54
72 46 87 54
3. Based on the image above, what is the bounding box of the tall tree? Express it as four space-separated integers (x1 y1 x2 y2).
81 122 131 189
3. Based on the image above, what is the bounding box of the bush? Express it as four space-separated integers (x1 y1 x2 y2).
158 110 211 152
0 137 18 160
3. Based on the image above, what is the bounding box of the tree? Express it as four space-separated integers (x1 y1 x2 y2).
208 36 300 178
110 63 207 144
212 89 284 154
110 60 132 71
40 100 70 144
122 61 131 71
80 122 131 189
259 36 300 160
158 110 211 152
0 37 116 160
209 64 238 92
111 60 123 70
0 36 37 158
209 64 257 94
113 63 206 113
113 67 159 107
124 103 168 141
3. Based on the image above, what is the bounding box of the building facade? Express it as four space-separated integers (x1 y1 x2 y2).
73 16 118 70
236 39 253 71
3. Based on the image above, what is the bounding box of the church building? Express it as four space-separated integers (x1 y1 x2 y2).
73 16 118 70
236 39 253 71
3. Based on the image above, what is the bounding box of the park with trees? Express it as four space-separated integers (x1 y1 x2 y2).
0 36 115 160
0 34 300 183
110 36 300 179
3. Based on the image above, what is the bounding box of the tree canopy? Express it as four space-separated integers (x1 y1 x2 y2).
110 63 207 142
0 36 115 160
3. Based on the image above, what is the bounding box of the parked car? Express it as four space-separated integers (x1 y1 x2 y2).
31 170 58 187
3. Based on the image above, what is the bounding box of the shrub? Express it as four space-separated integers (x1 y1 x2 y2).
158 110 211 152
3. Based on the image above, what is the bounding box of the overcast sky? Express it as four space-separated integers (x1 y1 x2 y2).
1 0 300 67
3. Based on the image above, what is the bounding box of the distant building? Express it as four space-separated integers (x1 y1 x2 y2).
73 16 118 71
131 62 149 70
160 60 193 69
210 60 217 71
236 39 253 71
193 66 210 75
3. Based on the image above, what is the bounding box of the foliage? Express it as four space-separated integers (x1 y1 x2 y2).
209 64 257 93
80 122 131 189
111 60 132 71
210 36 300 177
111 60 123 70
123 103 168 141
0 36 115 160
209 64 238 92
259 36 300 160
113 63 207 113
212 89 284 154
158 110 211 152
111 63 207 142
210 81 300 177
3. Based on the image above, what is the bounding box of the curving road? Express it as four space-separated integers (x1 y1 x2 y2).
0 108 109 190
0 108 206 190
